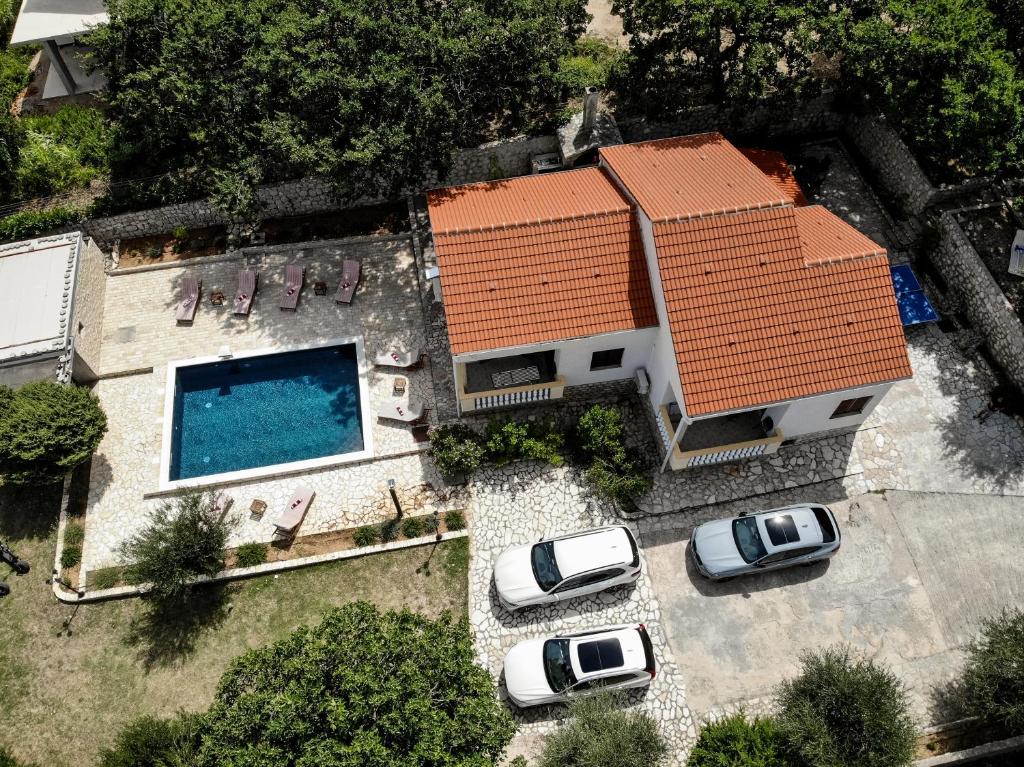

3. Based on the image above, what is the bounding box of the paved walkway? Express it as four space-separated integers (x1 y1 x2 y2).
464 462 697 765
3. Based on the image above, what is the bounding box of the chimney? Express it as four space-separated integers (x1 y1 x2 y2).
581 86 599 136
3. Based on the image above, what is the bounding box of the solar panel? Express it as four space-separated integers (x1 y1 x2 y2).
577 639 624 673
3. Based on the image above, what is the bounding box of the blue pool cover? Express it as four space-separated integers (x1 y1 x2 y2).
890 264 938 327
170 345 363 481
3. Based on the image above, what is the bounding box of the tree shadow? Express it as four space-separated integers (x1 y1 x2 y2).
125 583 232 670
0 480 63 540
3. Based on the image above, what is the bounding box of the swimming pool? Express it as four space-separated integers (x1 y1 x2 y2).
161 340 373 488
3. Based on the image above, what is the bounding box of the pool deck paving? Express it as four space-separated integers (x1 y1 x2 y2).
82 236 452 571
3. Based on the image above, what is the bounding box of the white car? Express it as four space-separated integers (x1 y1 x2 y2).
503 624 656 707
493 525 641 610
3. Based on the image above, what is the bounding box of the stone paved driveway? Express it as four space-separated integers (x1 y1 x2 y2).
465 462 697 765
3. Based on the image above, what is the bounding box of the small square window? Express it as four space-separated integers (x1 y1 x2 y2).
830 396 872 419
590 348 624 371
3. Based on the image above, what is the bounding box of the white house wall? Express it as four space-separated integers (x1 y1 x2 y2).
761 381 894 438
453 326 660 388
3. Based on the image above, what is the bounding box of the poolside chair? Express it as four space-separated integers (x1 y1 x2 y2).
273 485 315 541
378 398 425 423
279 264 305 311
210 491 233 523
233 269 258 316
334 260 361 304
175 274 202 323
374 347 423 369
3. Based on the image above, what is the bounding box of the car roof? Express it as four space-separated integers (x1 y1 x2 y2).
551 526 635 578
568 627 646 679
754 506 825 552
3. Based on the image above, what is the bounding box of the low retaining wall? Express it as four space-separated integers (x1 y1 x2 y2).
934 211 1024 392
843 114 936 216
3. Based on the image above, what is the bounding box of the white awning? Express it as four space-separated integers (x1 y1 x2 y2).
9 0 108 46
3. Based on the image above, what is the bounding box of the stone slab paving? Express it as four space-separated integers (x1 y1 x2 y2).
465 462 697 766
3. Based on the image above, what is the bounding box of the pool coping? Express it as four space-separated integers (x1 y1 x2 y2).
157 336 375 492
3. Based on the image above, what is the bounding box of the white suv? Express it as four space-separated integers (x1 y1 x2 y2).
503 624 656 707
493 525 641 610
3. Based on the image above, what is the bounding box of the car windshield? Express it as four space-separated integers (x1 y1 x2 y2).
531 542 563 591
543 639 577 692
732 517 768 563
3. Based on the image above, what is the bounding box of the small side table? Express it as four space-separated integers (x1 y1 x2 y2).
210 290 226 306
249 499 267 520
393 376 408 397
313 281 328 296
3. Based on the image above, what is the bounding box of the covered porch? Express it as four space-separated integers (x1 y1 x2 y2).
455 350 565 413
655 404 785 470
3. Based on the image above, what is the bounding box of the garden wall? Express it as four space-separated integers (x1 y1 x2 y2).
934 211 1024 393
83 135 560 248
842 114 936 216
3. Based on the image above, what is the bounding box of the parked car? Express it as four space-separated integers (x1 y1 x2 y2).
503 623 656 707
493 525 641 610
689 503 841 580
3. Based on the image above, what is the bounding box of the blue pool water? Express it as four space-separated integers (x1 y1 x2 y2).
169 345 364 481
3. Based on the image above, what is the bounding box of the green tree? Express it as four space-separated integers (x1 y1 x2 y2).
88 0 587 218
612 0 831 115
121 491 228 603
0 381 107 485
958 608 1024 734
429 423 487 478
775 647 916 767
988 0 1024 56
195 601 515 766
539 693 668 767
97 714 202 767
688 713 788 767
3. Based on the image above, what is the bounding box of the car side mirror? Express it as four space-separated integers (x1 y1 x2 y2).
738 511 749 518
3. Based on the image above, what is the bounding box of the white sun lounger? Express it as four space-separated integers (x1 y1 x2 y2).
274 485 315 540
373 348 422 368
378 399 425 423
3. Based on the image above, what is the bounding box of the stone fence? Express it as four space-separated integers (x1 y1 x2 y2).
933 210 1024 393
83 134 558 248
842 114 936 216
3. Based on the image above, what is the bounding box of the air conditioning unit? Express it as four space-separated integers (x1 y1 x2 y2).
634 367 650 395
531 153 563 175
761 415 775 435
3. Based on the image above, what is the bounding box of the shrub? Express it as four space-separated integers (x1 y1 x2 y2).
423 513 440 533
429 424 486 478
234 542 268 568
484 419 564 466
575 405 652 509
401 516 426 538
120 491 229 604
379 517 401 542
90 568 120 590
0 381 107 485
445 509 466 531
16 106 111 198
353 524 380 547
172 224 189 241
63 521 85 547
586 456 652 508
0 207 86 243
60 544 82 569
556 38 624 94
0 113 23 204
688 713 788 767
575 404 627 461
99 713 202 767
958 608 1024 734
775 647 916 767
539 693 668 767
195 602 515 764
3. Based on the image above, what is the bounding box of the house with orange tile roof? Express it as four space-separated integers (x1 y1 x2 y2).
427 132 912 471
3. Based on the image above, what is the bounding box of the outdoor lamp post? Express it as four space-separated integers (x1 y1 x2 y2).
387 479 403 518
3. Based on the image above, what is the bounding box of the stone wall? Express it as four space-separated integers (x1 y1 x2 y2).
84 135 560 248
842 115 936 216
69 237 107 381
934 211 1024 392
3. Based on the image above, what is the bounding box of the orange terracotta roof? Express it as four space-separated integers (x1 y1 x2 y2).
654 205 911 416
739 148 808 207
600 133 789 222
428 171 657 355
795 204 886 263
427 167 630 235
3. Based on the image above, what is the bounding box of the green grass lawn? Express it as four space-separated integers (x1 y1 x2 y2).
0 484 469 767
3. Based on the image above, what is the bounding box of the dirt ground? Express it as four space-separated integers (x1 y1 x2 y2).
586 0 627 46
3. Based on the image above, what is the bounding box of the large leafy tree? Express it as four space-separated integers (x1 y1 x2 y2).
611 0 832 115
195 601 515 766
0 381 107 485
88 0 586 214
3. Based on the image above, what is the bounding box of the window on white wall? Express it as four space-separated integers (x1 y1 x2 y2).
590 348 624 371
830 396 872 419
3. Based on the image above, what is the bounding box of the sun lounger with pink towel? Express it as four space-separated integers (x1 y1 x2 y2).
274 485 315 539
334 260 361 304
279 265 305 310
233 269 258 315
175 274 202 323
210 491 233 522
378 398 425 423
373 347 422 368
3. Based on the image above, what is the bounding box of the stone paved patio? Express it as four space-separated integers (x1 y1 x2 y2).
82 236 454 571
